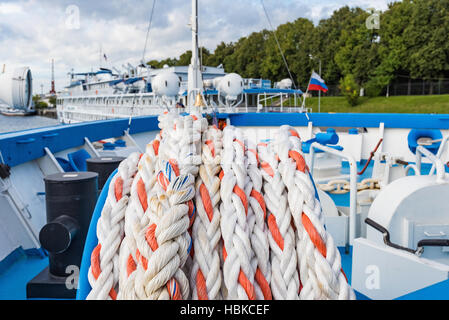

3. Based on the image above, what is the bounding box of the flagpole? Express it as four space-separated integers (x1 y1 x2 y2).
302 71 313 109
318 59 322 113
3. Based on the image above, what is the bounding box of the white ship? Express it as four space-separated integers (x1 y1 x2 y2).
1 0 449 302
56 2 304 124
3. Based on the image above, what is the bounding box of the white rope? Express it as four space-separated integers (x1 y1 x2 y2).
123 113 207 300
118 111 176 299
190 126 223 300
247 140 272 300
220 126 256 300
275 125 355 300
258 141 299 300
87 152 141 300
89 114 357 301
117 139 160 300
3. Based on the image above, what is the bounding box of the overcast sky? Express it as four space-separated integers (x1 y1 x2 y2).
0 0 392 94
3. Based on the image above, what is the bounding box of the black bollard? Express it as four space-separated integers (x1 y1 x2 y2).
86 156 125 191
26 172 98 299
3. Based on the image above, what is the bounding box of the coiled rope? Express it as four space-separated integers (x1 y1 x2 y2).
258 140 299 300
118 137 161 299
87 152 141 300
190 126 223 300
276 126 355 300
247 140 272 300
86 113 356 301
220 126 256 300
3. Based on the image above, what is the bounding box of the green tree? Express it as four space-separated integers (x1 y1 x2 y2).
49 96 57 107
340 74 360 106
316 6 366 85
402 0 449 82
206 42 235 68
262 19 316 88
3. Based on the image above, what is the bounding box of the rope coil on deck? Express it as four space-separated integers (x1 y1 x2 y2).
87 152 141 300
258 139 299 300
85 112 355 300
276 125 355 300
220 126 256 300
190 125 223 300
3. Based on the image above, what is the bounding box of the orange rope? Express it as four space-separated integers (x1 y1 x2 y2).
255 268 272 300
196 270 208 300
199 183 214 222
233 185 248 216
114 177 124 201
250 189 266 220
205 140 215 157
137 179 148 212
145 224 159 251
358 139 383 175
289 150 307 173
153 140 160 156
302 213 326 257
222 246 256 300
267 215 284 251
91 244 118 300
126 254 136 277
260 162 274 178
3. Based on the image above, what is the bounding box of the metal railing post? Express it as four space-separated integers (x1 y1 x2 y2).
310 142 358 246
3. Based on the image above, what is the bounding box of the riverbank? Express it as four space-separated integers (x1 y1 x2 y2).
36 107 57 119
299 94 449 114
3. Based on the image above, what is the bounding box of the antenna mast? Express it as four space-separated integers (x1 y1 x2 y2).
187 0 203 106
50 59 56 95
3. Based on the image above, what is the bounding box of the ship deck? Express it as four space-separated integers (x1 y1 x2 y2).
1 112 449 300
2 161 440 300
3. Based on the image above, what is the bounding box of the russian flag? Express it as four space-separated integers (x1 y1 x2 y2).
308 72 328 93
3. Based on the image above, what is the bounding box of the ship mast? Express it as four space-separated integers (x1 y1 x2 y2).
187 0 203 106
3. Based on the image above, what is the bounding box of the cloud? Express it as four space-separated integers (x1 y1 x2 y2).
0 0 394 94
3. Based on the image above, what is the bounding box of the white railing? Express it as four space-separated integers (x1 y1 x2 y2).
309 142 358 246
416 145 447 184
429 136 449 176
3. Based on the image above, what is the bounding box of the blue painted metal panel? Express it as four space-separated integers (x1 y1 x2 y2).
243 88 303 95
226 112 449 129
262 79 272 89
1 112 449 169
77 169 117 300
124 77 145 85
0 116 159 168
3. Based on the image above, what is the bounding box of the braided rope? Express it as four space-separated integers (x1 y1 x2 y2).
125 113 206 300
131 161 193 299
117 138 161 299
87 152 141 300
118 112 176 299
247 140 272 300
257 141 299 300
275 126 355 300
190 126 223 300
89 113 357 301
220 126 256 300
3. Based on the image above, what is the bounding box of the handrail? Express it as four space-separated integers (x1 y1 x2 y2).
366 218 449 257
429 135 449 176
310 142 358 246
416 145 446 184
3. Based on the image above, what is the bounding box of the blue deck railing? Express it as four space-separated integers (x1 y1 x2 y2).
1 112 449 169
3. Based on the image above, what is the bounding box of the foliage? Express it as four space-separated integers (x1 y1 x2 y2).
49 96 57 106
32 94 49 109
146 0 449 97
339 74 360 106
